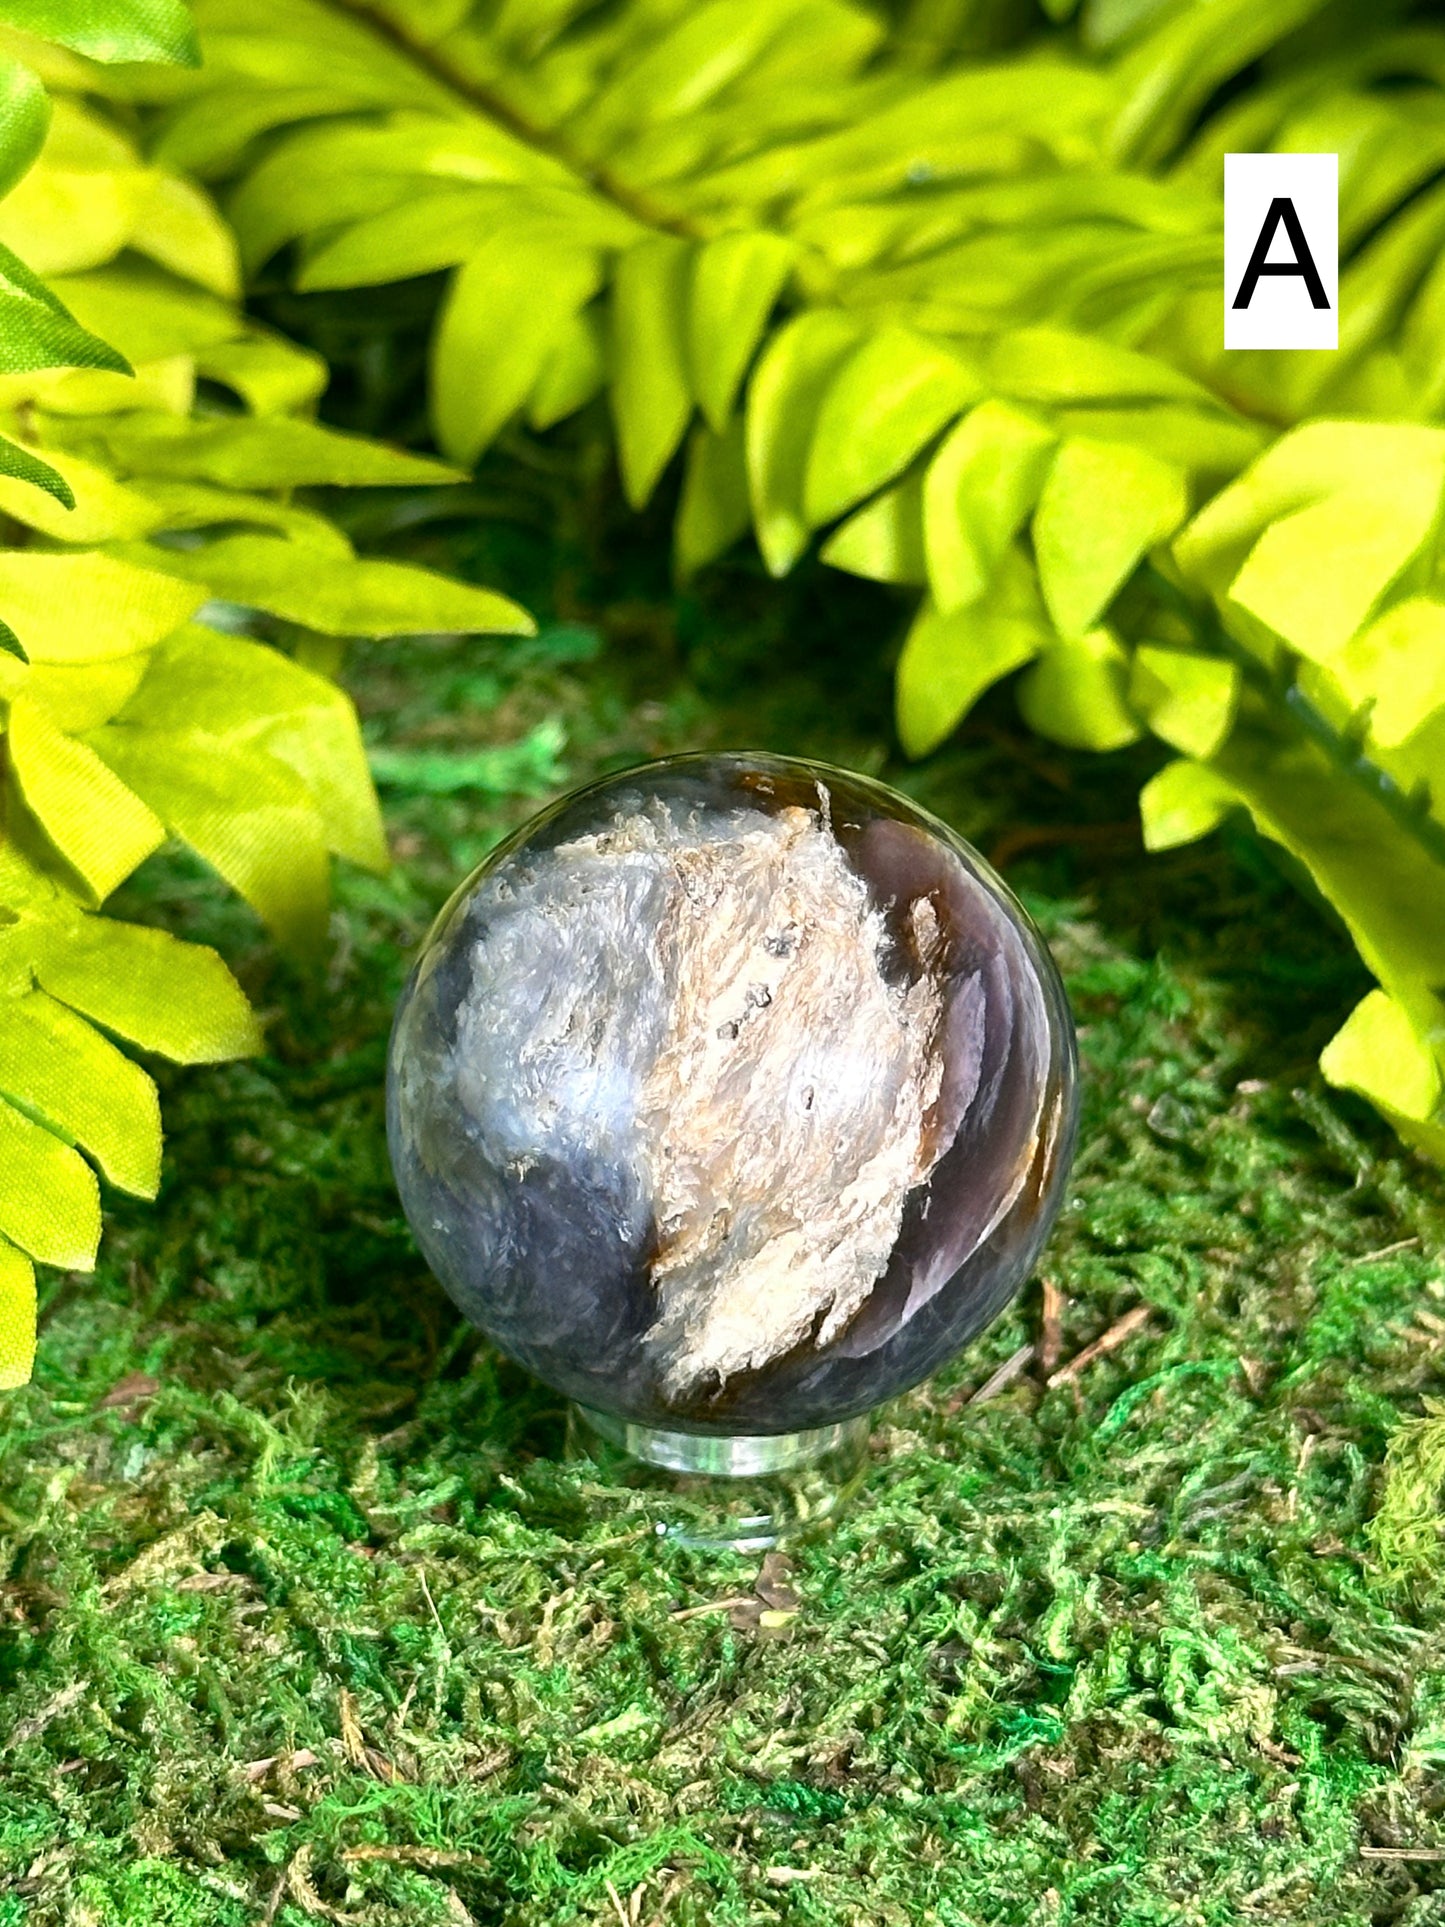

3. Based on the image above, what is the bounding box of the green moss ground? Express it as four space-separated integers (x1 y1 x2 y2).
3 452 1445 1927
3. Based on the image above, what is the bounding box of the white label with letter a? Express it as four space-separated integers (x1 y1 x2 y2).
1224 153 1338 350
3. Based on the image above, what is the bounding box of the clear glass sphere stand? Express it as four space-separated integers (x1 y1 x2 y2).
566 1403 873 1551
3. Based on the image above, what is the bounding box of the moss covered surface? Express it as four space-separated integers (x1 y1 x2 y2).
3 475 1445 1927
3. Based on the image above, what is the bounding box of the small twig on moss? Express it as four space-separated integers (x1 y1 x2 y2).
1048 1307 1152 1388
338 1689 366 1767
1355 1238 1420 1264
261 1868 287 1927
95 1371 160 1416
342 1846 483 1867
989 822 1140 871
1360 1846 1445 1861
418 1568 448 1645
1039 1278 1065 1380
965 1343 1036 1407
669 1597 755 1621
5 1682 85 1751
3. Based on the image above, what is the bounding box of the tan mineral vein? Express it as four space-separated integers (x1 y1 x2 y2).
561 801 950 1396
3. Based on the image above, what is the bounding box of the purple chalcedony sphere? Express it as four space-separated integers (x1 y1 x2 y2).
387 753 1077 1435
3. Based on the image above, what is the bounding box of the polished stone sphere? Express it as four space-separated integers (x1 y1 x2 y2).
387 753 1077 1436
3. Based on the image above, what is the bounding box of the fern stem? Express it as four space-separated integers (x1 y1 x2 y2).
1140 563 1445 873
1277 683 1445 870
327 0 707 242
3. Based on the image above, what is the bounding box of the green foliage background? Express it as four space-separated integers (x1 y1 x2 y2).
115 0 1445 1169
4 0 1445 1382
0 0 531 1385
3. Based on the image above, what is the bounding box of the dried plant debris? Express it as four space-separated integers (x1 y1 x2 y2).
725 1553 803 1636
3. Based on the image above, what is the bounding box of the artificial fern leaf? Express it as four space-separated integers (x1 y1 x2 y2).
0 1093 101 1269
1138 757 1239 852
116 480 351 550
746 309 866 575
0 0 199 67
0 53 47 199
1173 422 1445 602
27 910 264 1063
923 401 1055 614
127 170 240 295
78 411 464 487
1105 0 1323 166
988 328 1213 410
297 188 611 291
564 0 796 153
610 234 693 510
820 473 926 586
0 986 161 1197
113 625 388 873
675 417 750 580
17 655 154 734
120 624 375 859
0 97 238 291
1173 423 1445 761
0 236 129 374
0 549 205 658
193 330 326 413
432 230 602 464
0 432 71 504
223 112 572 274
1320 991 1445 1167
0 1236 34 1389
528 305 605 428
148 0 457 175
1228 491 1439 666
1043 403 1265 480
688 230 796 434
896 553 1049 758
802 327 978 529
1330 600 1445 750
1016 626 1143 751
6 694 167 899
112 534 535 640
1032 437 1188 638
45 261 242 363
1207 721 1445 1075
150 80 391 183
1157 418 1445 1157
90 724 334 956
0 449 154 544
1127 644 1238 760
326 200 636 297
